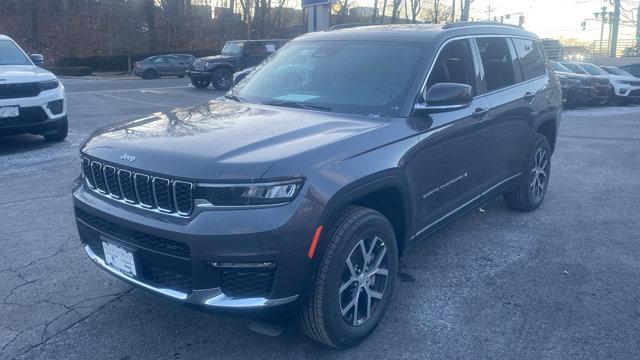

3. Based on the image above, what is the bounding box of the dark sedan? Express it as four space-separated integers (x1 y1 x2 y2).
132 55 191 79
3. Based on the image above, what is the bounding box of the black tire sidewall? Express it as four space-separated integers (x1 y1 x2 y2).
212 69 232 91
525 134 551 207
191 79 210 89
321 211 398 347
143 69 157 79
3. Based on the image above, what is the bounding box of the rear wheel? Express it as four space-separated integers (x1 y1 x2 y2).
43 118 68 142
212 68 233 91
503 133 551 211
191 79 211 89
298 206 398 348
142 69 158 79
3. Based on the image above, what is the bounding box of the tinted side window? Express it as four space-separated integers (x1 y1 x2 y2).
426 39 476 95
476 37 517 92
512 38 546 80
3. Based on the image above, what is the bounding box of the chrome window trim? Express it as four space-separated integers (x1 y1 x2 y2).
417 34 548 104
152 177 173 213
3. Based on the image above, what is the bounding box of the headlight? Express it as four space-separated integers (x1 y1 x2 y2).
39 79 59 91
194 179 304 206
616 80 629 85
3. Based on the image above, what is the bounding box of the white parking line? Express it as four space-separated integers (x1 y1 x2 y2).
66 85 190 94
92 92 176 107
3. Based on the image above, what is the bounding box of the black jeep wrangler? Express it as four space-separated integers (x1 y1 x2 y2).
189 39 287 91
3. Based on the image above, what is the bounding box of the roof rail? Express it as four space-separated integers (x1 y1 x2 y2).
329 23 371 31
442 21 522 30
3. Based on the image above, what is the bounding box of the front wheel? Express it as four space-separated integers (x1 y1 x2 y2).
212 68 233 91
298 206 398 348
503 133 551 211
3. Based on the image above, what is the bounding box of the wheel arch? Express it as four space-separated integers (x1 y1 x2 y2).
536 117 558 153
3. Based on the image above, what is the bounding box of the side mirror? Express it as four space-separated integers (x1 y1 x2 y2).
233 67 255 85
415 83 473 112
180 61 186 65
30 54 44 65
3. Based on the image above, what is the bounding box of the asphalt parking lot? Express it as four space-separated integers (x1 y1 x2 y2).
1 78 639 359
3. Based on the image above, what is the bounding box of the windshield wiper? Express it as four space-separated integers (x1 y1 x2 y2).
261 100 332 111
223 94 246 102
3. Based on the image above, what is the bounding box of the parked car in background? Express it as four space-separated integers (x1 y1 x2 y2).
189 39 287 90
559 62 611 105
132 55 191 79
561 61 640 105
0 34 67 141
550 61 595 108
74 23 561 348
168 54 196 65
619 63 640 78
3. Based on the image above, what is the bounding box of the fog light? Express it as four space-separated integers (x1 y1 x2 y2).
47 99 64 115
619 88 629 94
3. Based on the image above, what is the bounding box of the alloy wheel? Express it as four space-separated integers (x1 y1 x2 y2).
530 148 548 200
339 236 389 326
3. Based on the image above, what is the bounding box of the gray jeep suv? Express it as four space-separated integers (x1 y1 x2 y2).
73 23 561 347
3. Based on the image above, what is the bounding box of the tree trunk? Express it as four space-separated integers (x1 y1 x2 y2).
144 0 157 52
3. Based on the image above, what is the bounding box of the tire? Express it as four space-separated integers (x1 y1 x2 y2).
212 68 233 91
191 79 211 89
298 206 398 348
142 69 157 79
503 133 551 211
44 118 68 142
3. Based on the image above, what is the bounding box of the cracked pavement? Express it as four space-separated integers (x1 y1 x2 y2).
1 78 639 359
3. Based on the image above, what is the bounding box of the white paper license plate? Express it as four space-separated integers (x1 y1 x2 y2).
102 241 137 277
0 106 19 118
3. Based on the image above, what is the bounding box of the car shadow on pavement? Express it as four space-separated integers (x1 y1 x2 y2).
0 134 55 156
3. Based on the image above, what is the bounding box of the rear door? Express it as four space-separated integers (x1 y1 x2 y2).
151 56 171 76
474 37 535 189
408 38 493 238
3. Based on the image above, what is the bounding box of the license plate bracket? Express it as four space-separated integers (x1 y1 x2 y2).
102 239 138 278
0 106 19 119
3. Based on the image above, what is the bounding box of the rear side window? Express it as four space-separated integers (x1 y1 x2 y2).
512 38 546 80
427 39 476 95
476 37 517 92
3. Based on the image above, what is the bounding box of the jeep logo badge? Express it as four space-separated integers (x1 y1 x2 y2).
120 153 136 163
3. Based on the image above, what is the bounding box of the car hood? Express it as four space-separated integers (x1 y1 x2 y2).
0 65 56 84
81 101 386 181
608 75 640 82
197 54 238 62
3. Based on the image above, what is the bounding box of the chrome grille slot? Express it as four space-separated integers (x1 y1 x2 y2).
118 170 136 203
91 162 108 193
134 173 154 208
152 177 173 212
103 165 121 198
81 157 194 217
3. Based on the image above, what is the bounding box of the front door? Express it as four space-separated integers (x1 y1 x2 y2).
407 38 493 239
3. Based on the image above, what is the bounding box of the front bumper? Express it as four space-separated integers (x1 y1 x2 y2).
0 86 67 136
73 180 323 315
188 70 213 81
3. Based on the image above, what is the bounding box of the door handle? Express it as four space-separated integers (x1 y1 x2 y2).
472 108 490 121
524 91 536 102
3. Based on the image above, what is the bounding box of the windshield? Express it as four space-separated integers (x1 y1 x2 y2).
561 63 587 74
551 61 572 73
580 63 608 75
231 40 426 117
222 42 243 56
0 40 32 66
603 67 633 76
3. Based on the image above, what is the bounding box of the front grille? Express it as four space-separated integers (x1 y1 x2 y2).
629 89 640 96
221 267 276 298
81 157 194 216
0 82 41 99
76 208 190 259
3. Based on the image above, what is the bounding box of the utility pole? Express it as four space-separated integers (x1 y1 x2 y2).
610 0 620 57
595 7 608 55
451 0 456 22
461 0 471 21
487 4 492 21
636 2 640 53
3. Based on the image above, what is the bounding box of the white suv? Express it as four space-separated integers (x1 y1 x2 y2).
561 61 640 105
0 34 67 141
